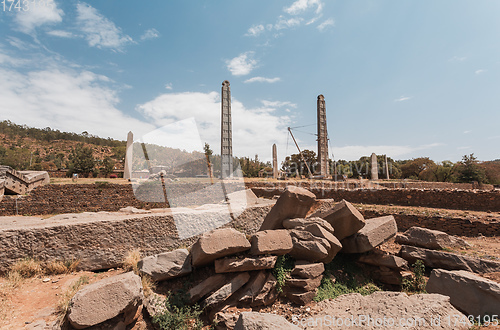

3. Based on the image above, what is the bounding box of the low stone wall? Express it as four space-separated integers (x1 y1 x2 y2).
250 185 500 212
360 209 500 237
1 181 499 216
0 203 273 272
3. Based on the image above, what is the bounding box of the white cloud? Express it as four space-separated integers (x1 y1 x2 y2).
261 100 297 108
47 30 75 38
76 3 134 51
275 16 302 30
245 25 265 37
15 0 63 34
463 130 471 134
285 0 323 15
475 69 486 75
317 18 334 31
226 52 257 76
449 56 467 62
394 95 412 102
140 28 160 41
244 77 281 83
7 36 35 50
136 91 292 160
165 83 173 90
0 64 153 140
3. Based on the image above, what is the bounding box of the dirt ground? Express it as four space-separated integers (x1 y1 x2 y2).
1 203 499 329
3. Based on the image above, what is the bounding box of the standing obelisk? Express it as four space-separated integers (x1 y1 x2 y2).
371 153 379 180
272 144 278 179
221 80 233 178
317 95 329 177
124 131 133 180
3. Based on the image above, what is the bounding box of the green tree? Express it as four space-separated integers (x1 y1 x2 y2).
400 157 436 180
457 153 486 183
100 156 115 177
68 144 95 177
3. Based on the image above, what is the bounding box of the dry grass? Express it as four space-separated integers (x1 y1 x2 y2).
56 275 90 324
141 275 156 297
0 271 25 321
10 258 43 278
44 261 68 275
123 249 142 274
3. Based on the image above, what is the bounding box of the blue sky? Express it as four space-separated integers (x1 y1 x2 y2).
0 0 499 162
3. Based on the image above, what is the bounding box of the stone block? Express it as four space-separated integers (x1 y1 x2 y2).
250 230 293 256
138 248 191 282
203 272 251 308
68 272 143 329
215 255 277 273
400 245 500 274
234 312 300 330
259 186 316 231
426 269 500 318
291 261 325 279
313 199 365 240
191 228 251 267
395 226 471 250
341 215 397 253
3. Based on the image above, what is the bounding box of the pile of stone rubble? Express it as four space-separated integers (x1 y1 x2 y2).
64 186 500 329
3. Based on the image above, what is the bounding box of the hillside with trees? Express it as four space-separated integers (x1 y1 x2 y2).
1 121 498 182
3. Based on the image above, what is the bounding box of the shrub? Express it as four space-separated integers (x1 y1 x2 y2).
314 254 380 302
109 174 117 178
272 255 295 293
402 260 427 294
152 291 203 330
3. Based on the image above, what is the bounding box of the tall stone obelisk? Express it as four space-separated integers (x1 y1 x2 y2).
272 144 278 179
384 154 390 180
124 131 133 180
317 95 329 177
221 80 233 179
370 153 379 180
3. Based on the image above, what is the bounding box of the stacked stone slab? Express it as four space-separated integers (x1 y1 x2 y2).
357 252 410 285
395 227 500 274
285 261 325 305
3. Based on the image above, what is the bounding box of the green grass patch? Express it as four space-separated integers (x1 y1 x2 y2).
272 255 295 293
402 260 427 294
152 290 203 330
314 254 380 302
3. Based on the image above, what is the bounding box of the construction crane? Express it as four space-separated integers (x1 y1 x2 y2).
287 127 313 178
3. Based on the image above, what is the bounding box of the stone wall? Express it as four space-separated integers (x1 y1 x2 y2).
1 181 499 216
360 209 500 237
0 203 273 272
250 185 500 212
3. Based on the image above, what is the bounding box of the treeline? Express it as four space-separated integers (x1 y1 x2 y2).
282 150 500 185
0 120 125 147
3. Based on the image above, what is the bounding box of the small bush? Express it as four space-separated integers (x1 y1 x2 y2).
314 254 380 302
10 258 43 278
109 174 117 178
272 255 295 293
153 292 203 330
402 260 427 294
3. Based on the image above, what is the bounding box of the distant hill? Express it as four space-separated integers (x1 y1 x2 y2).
0 121 218 177
0 120 126 172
